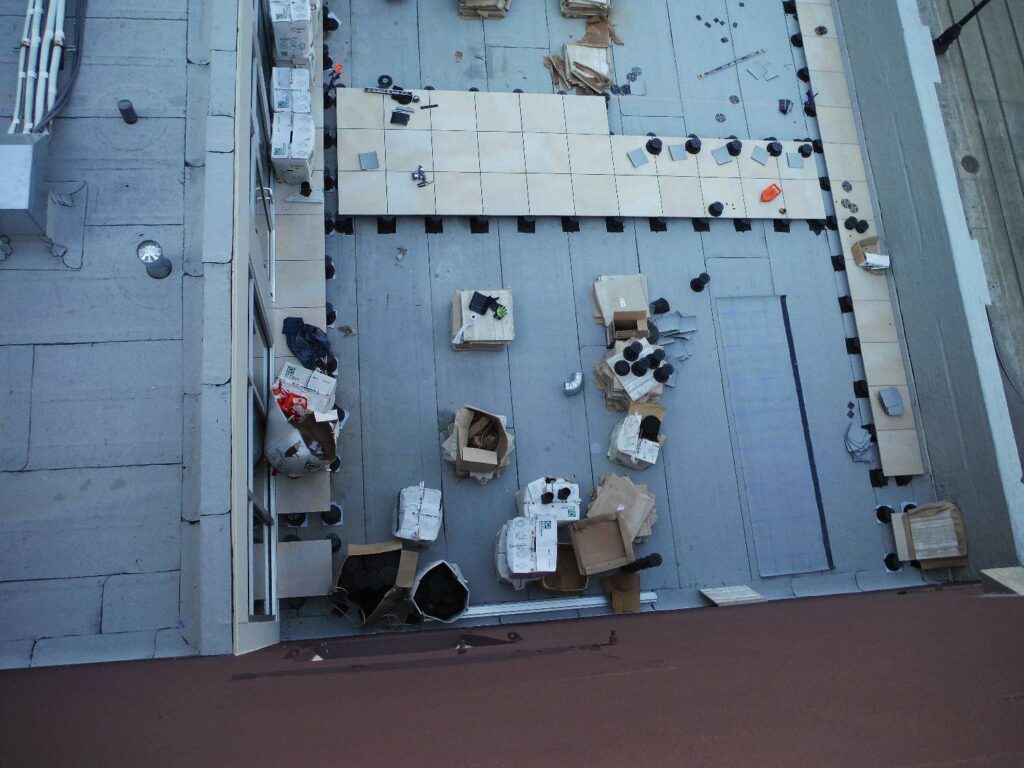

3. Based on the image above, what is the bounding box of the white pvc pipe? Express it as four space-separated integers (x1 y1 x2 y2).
7 1 33 133
33 0 58 131
21 0 45 132
44 0 66 119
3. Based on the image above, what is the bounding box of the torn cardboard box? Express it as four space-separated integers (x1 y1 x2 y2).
332 540 419 626
608 404 665 470
441 405 514 484
541 543 589 594
411 560 469 623
266 362 340 478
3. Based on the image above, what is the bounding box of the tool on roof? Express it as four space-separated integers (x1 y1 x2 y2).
761 183 782 203
363 86 420 103
696 48 766 80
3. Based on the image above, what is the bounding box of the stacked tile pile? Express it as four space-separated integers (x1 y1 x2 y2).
458 0 511 19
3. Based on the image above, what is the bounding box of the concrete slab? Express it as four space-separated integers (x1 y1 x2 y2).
0 225 183 345
0 640 35 670
0 465 181 581
0 346 32 471
26 341 182 469
102 571 180 633
0 577 103 642
31 630 156 667
64 19 187 118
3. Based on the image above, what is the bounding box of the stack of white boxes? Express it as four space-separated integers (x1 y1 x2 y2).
270 0 316 65
269 0 318 184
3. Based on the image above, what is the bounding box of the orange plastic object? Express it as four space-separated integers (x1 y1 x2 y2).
761 183 782 203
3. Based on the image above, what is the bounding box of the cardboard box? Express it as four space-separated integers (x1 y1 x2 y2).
516 476 582 525
334 540 419 625
606 310 649 346
602 571 642 613
455 406 510 475
851 236 891 272
274 361 336 418
495 516 558 588
271 66 311 113
394 483 443 544
608 404 665 470
892 500 967 569
570 513 635 575
541 543 589 594
592 274 650 324
451 289 515 349
588 474 657 544
411 560 469 623
271 111 314 184
270 0 315 63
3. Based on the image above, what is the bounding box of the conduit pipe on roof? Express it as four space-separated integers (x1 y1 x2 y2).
21 0 45 132
33 0 61 132
8 1 35 133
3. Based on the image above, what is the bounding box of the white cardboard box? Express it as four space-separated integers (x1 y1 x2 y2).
608 413 661 469
271 67 311 113
394 483 443 544
271 111 315 184
504 516 558 575
275 361 336 416
270 0 315 63
515 476 581 525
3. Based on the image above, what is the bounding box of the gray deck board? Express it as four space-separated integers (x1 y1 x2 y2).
716 296 830 577
634 223 753 588
724 0 810 140
499 219 593 491
350 0 421 88
765 227 889 571
427 223 521 601
420 3 486 90
353 219 443 542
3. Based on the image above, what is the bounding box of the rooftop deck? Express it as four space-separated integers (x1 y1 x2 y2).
281 0 940 640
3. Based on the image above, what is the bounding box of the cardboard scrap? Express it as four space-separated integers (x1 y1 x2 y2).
570 475 657 575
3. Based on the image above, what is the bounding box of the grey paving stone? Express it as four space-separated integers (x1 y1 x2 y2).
196 384 232 517
201 262 233 385
179 515 232 655
207 49 238 117
0 346 32 471
200 152 235 263
208 0 238 52
185 63 212 165
82 169 185 226
791 572 860 597
102 571 180 633
155 628 198 658
0 228 183 346
27 340 183 469
0 465 181 582
31 631 156 667
0 640 35 670
206 115 234 153
0 577 103 642
855 569 927 592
